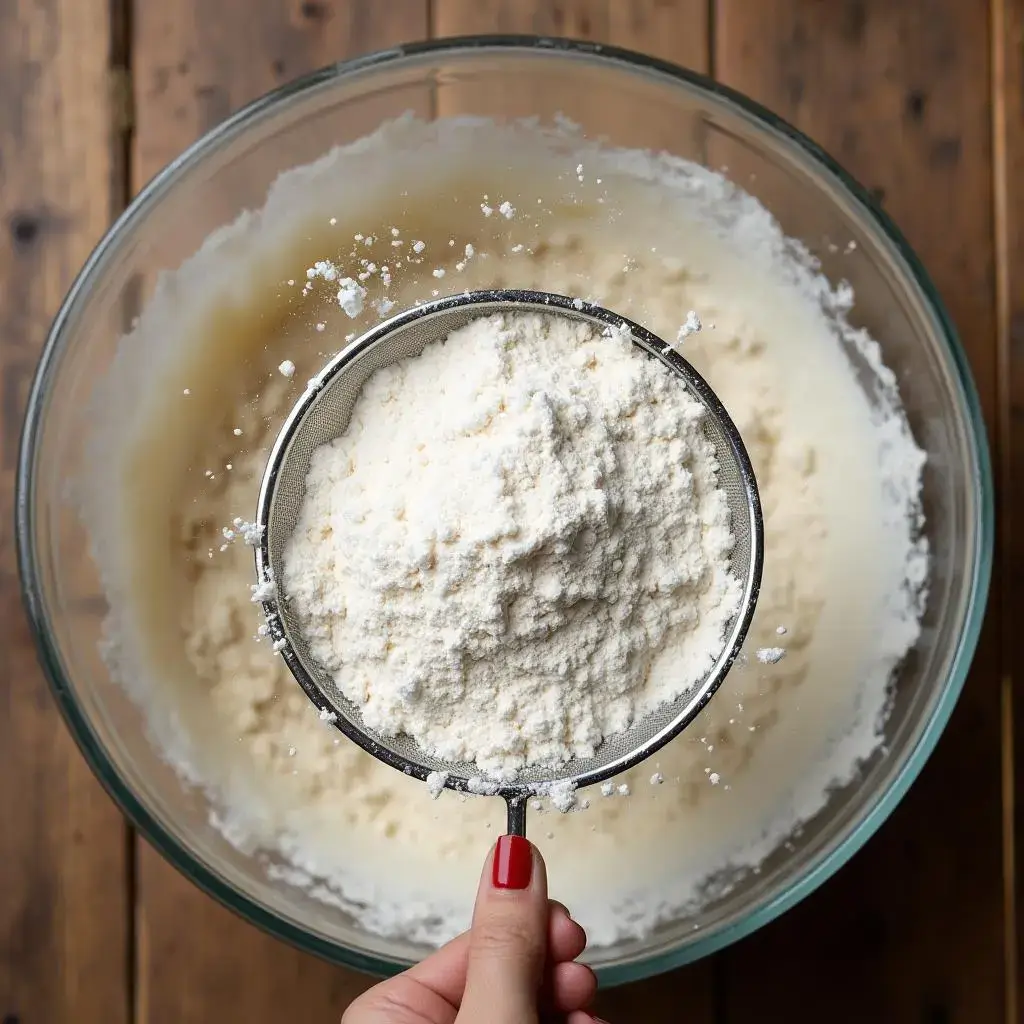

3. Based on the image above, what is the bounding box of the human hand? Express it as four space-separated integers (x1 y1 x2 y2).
342 835 605 1023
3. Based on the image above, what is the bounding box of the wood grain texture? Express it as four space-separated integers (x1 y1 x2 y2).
132 0 429 187
715 3 1004 1021
135 871 372 1024
429 5 717 1021
130 4 427 1023
0 1 131 1023
431 0 712 164
994 0 1024 1019
432 0 710 160
434 0 709 67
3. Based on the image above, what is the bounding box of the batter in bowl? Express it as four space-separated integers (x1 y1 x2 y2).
84 118 927 949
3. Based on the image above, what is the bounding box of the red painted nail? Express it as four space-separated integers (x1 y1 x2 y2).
492 835 532 889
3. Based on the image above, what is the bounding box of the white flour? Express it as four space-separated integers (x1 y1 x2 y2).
283 312 739 777
425 771 449 799
82 116 928 953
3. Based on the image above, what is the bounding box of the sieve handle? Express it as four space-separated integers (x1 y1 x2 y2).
504 794 528 837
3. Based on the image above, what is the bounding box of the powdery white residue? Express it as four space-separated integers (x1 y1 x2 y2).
426 771 449 799
676 310 703 343
220 517 263 548
307 260 339 283
534 779 577 813
336 278 366 317
242 521 262 543
756 647 787 665
283 311 741 778
278 360 296 378
467 776 499 796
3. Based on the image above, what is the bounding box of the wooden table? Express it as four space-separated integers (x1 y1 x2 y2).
1 2 1020 1021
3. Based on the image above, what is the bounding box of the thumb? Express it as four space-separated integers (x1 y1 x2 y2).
457 835 548 1024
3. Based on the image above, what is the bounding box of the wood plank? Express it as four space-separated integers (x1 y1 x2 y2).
434 0 707 67
0 1 132 1023
132 1 429 183
994 0 1024 1020
130 5 428 1023
715 3 1004 1021
432 0 711 156
429 5 718 1021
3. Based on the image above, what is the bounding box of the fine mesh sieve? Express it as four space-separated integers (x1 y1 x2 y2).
255 290 763 836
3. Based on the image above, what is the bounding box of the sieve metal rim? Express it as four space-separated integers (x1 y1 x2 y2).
255 290 763 813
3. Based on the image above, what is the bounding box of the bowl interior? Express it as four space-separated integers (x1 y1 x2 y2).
19 41 990 982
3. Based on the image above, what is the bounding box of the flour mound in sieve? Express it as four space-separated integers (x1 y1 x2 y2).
282 311 742 778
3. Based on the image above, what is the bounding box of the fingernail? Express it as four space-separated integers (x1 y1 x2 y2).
492 835 532 889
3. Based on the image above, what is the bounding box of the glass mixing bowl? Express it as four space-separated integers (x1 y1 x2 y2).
17 37 992 984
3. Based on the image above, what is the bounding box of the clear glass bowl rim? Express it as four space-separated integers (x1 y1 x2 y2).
15 35 994 985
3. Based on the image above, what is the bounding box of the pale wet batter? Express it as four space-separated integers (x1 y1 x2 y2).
84 118 927 950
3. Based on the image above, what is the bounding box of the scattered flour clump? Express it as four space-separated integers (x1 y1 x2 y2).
536 779 578 813
426 771 449 799
676 310 703 343
336 278 366 317
283 311 741 778
467 776 500 796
